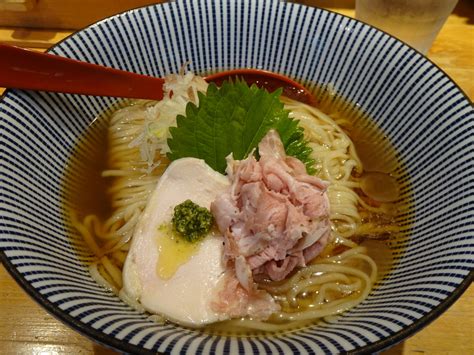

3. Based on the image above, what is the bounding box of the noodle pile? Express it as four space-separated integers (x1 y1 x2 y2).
71 102 161 292
70 81 399 333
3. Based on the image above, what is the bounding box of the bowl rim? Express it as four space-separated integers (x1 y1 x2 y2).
1 1 473 105
4 255 473 354
1 1 473 354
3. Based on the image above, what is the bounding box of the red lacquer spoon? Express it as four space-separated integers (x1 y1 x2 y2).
0 44 314 104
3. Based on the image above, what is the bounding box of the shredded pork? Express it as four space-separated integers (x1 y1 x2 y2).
211 130 331 290
210 271 279 320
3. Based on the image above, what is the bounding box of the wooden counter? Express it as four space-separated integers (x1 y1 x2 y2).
1 2 473 354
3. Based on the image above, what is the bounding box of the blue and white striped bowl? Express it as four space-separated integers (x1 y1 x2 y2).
1 0 473 353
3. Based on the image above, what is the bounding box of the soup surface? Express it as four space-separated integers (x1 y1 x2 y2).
63 75 411 334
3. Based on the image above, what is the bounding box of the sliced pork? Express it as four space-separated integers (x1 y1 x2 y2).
211 130 331 287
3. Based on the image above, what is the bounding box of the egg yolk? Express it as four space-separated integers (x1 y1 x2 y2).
155 224 202 279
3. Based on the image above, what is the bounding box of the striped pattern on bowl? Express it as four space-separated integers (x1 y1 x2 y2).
1 0 473 353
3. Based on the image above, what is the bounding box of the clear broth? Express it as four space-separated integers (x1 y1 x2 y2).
62 83 411 335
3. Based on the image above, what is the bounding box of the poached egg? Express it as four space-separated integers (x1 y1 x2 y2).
122 158 230 327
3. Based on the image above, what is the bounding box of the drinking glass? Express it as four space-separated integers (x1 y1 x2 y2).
355 0 458 54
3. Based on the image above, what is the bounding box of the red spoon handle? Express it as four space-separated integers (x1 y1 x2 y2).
0 44 164 100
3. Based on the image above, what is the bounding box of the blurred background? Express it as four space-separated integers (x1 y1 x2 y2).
0 1 472 354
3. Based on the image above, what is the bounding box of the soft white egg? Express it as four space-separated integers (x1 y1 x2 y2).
122 158 230 327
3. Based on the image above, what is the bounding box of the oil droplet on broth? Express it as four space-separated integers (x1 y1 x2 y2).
155 225 202 279
353 138 398 174
360 172 400 203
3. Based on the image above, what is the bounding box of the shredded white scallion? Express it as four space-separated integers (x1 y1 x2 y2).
128 70 208 173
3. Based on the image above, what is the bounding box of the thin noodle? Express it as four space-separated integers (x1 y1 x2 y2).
101 255 123 289
71 91 400 333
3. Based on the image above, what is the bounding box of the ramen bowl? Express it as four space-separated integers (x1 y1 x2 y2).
0 0 473 353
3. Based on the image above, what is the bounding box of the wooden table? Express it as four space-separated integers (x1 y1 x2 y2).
1 2 473 354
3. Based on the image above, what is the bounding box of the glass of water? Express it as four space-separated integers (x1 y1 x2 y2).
355 0 458 54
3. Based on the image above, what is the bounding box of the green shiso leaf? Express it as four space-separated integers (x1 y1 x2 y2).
167 80 315 174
